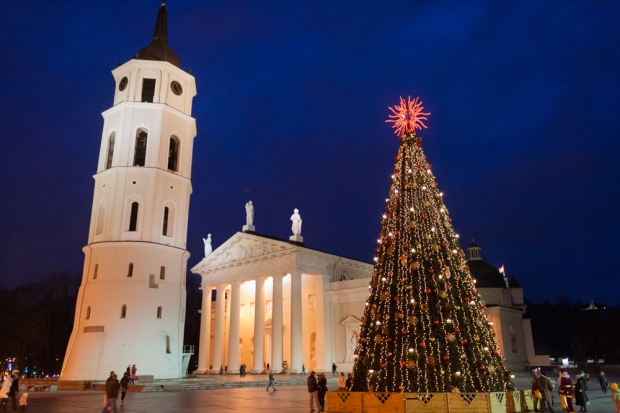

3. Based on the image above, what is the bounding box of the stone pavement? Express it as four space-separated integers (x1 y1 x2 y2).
21 373 620 413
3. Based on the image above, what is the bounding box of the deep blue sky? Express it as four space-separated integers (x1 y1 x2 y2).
1 1 619 304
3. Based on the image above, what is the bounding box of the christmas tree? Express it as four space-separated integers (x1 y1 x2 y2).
351 97 513 393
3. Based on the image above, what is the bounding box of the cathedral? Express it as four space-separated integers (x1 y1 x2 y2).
191 226 550 375
60 3 548 381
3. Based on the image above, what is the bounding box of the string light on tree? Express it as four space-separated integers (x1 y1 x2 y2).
351 97 513 393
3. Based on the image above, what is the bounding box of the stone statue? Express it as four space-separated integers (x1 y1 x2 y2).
203 234 212 257
245 201 254 226
348 332 358 358
290 208 302 235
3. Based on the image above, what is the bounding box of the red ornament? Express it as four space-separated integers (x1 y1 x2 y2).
455 328 460 334
402 329 409 334
425 288 431 294
380 363 386 368
428 269 434 273
394 296 400 301
387 338 392 342
401 278 407 282
422 214 428 220
395 155 399 160
419 342 426 347
472 290 478 295
442 242 448 247
433 320 439 325
480 365 486 370
464 297 470 301
462 339 468 344
455 275 460 280
400 361 406 366
445 285 451 290
443 355 450 360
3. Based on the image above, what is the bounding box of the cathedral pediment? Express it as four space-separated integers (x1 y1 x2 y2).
191 232 296 272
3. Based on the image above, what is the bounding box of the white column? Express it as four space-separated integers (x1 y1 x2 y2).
289 271 303 373
212 283 227 372
159 70 169 103
314 274 333 372
271 273 284 372
128 69 138 102
197 284 214 374
251 276 266 373
227 281 242 374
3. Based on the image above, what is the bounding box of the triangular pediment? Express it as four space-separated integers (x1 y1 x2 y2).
191 232 296 273
341 315 362 326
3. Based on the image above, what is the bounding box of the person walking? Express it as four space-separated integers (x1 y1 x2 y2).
130 365 137 385
538 372 554 413
332 363 337 375
101 371 119 413
318 373 328 412
300 364 306 375
559 370 575 413
575 374 587 412
8 374 19 411
531 369 541 412
599 371 608 393
266 371 276 392
0 373 13 411
307 371 320 413
338 372 346 390
119 372 130 406
611 382 620 413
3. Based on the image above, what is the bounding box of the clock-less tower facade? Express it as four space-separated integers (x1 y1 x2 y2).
61 3 197 380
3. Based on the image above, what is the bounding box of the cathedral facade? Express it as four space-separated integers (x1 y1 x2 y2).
192 231 549 374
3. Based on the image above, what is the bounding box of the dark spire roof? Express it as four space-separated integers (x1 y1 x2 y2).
134 2 181 68
467 260 507 289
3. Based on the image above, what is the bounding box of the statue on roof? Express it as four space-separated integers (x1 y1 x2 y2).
203 234 212 257
245 201 254 226
290 208 302 236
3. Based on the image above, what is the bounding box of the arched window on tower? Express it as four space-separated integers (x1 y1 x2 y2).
168 136 179 171
157 306 162 319
95 200 106 236
121 305 127 318
133 129 148 167
129 202 139 231
127 263 134 277
162 207 169 236
86 306 91 320
160 266 166 280
93 264 99 279
162 203 175 237
165 335 171 354
106 132 116 169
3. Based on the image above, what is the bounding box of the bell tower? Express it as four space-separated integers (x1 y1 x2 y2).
61 3 197 380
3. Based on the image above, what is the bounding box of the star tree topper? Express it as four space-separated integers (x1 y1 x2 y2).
386 96 430 136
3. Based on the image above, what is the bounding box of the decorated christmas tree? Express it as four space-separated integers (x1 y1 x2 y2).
351 97 513 394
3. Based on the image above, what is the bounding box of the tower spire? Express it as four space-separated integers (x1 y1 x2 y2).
134 2 180 67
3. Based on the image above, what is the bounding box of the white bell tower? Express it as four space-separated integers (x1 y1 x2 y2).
61 3 197 380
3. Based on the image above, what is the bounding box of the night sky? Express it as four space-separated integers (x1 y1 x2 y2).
1 1 619 304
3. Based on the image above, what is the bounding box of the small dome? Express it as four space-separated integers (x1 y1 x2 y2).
467 259 507 289
134 3 180 68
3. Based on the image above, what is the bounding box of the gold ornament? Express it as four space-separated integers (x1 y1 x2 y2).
380 291 389 300
400 255 408 266
409 315 418 325
388 352 393 356
374 335 382 344
388 246 394 255
432 244 439 252
410 261 419 270
443 267 451 278
409 220 417 228
391 204 398 211
454 305 461 310
429 337 436 342
439 291 447 299
446 333 456 342
407 360 416 369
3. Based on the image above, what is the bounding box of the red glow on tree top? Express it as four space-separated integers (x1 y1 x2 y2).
386 96 430 136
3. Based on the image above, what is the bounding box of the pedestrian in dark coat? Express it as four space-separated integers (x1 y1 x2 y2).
266 371 276 392
8 374 19 411
538 373 554 413
120 372 130 406
317 373 328 412
101 372 119 413
307 371 320 412
599 371 608 393
575 375 588 412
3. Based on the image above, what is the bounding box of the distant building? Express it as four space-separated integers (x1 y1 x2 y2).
191 231 549 374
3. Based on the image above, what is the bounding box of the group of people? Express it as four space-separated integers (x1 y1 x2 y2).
531 368 620 413
0 373 27 411
337 372 354 391
101 364 137 413
306 371 328 412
